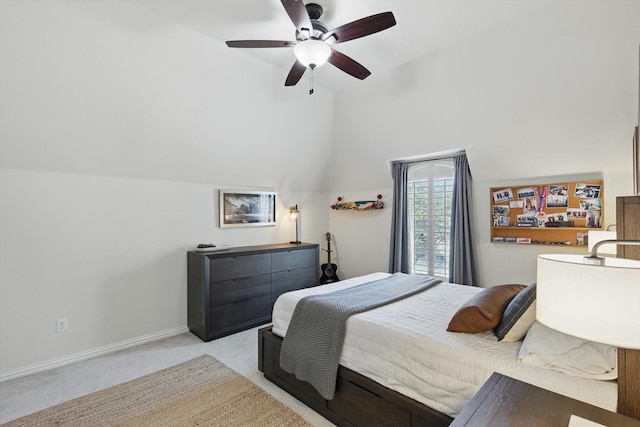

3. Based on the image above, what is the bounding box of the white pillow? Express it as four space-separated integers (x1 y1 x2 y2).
518 321 617 380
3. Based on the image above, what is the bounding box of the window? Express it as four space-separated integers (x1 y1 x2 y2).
407 160 455 279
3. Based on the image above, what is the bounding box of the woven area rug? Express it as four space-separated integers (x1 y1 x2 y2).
3 355 313 427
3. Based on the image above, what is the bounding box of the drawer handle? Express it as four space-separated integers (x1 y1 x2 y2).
347 380 380 398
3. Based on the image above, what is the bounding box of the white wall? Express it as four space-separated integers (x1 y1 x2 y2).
329 1 640 284
2 0 639 379
327 190 392 279
0 1 333 376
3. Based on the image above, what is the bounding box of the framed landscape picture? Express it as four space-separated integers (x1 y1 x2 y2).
219 189 276 228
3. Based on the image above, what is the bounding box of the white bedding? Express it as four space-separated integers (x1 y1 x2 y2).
272 272 617 417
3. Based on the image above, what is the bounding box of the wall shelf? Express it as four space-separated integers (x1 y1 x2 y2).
330 194 384 210
492 226 595 231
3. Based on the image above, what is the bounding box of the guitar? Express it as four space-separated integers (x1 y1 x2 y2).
320 232 340 284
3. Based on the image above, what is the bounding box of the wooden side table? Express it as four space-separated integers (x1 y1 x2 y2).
450 372 640 427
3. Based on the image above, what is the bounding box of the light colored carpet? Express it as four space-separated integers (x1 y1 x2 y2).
0 325 335 426
3 355 312 427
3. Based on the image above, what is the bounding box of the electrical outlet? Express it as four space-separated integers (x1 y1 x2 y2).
56 318 68 333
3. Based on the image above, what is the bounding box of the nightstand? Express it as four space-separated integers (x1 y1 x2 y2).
450 372 640 427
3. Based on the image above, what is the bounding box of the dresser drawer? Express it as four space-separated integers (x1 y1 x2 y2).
272 266 317 297
272 248 317 272
210 253 271 282
210 294 271 330
210 273 271 306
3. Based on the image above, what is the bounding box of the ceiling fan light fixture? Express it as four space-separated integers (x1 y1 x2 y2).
225 0 396 87
294 39 331 69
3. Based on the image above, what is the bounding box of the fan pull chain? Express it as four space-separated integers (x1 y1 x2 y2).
309 67 314 95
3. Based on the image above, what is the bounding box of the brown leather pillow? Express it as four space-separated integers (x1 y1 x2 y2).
447 284 526 333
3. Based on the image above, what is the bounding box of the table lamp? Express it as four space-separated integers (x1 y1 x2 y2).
536 239 640 420
289 204 300 244
587 229 617 255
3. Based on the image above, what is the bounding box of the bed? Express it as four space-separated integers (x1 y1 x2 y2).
258 272 618 426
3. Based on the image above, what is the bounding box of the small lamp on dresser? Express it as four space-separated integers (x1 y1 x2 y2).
289 204 301 244
536 239 640 420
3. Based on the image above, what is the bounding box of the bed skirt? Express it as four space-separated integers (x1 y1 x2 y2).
258 326 453 427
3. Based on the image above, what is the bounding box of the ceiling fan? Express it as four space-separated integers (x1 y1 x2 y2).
226 0 396 88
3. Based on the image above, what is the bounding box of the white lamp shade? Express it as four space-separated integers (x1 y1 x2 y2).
293 40 331 68
587 230 617 254
537 254 640 349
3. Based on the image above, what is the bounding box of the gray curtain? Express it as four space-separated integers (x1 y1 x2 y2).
388 162 410 273
448 153 479 286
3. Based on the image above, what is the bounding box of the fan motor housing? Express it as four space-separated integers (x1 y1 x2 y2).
295 3 328 41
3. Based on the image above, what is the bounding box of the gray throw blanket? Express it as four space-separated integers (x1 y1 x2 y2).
279 273 441 399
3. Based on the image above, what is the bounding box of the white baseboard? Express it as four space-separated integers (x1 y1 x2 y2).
0 326 190 383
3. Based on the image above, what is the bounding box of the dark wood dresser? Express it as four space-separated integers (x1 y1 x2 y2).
616 195 640 419
617 195 640 259
187 243 319 342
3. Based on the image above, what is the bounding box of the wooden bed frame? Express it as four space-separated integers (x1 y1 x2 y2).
258 326 453 427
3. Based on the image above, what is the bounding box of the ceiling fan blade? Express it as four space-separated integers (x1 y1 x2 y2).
281 0 313 36
322 12 396 44
285 61 307 86
328 49 371 80
226 40 297 48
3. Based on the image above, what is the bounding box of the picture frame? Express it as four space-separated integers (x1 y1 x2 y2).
219 189 276 228
517 187 535 199
498 216 510 227
493 205 509 216
574 183 601 198
492 188 514 203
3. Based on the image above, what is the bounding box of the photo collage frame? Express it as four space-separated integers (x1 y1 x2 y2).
490 180 603 246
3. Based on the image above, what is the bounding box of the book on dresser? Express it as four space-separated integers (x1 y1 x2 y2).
187 243 319 342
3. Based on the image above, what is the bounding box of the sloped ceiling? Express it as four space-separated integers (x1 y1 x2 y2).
141 0 552 92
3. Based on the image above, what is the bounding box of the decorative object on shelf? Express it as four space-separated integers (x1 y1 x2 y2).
289 204 301 244
319 232 339 284
219 189 276 228
537 240 640 419
576 231 588 246
330 194 384 210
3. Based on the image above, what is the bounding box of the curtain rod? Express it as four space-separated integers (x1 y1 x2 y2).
389 149 466 166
